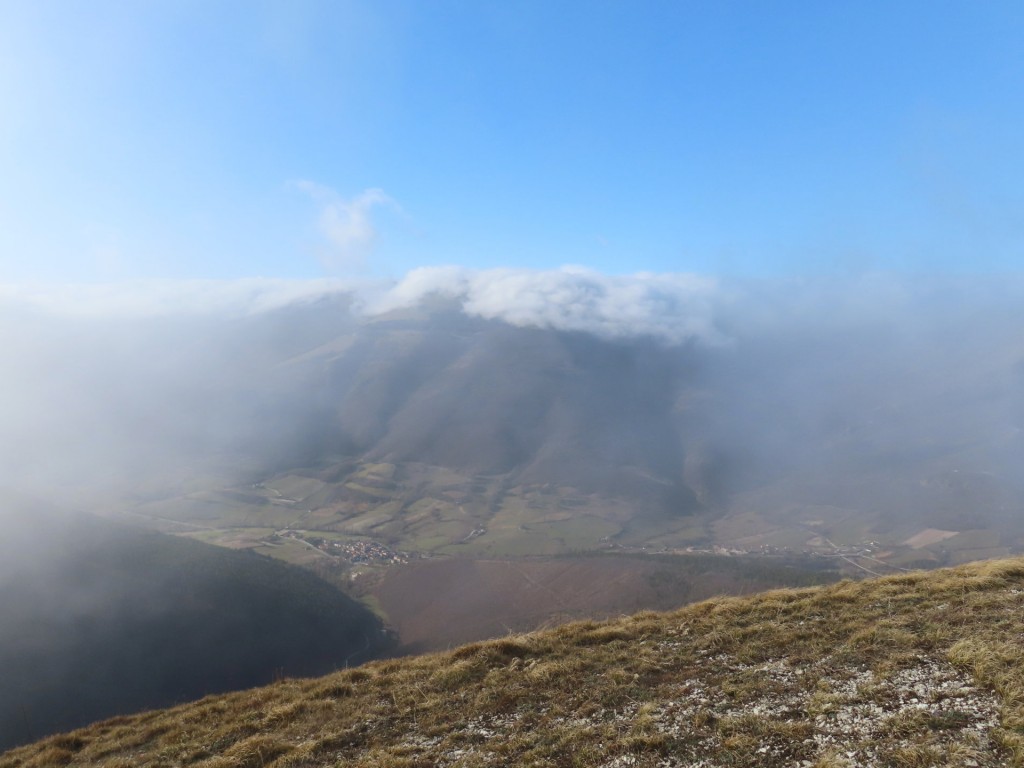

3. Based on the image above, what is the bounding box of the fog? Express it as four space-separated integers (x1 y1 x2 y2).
2 266 1022 747
1 268 1022 533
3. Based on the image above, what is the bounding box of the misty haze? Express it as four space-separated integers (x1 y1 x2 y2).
3 1 1024 763
2 270 1023 749
4 272 1022 548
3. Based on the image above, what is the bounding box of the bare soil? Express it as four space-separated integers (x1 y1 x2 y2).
368 554 836 653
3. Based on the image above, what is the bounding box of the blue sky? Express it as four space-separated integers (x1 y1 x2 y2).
1 1 1022 282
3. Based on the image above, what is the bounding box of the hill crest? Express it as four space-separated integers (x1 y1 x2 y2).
5 558 1024 767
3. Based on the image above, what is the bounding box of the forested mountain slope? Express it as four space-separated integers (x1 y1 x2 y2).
0 504 390 752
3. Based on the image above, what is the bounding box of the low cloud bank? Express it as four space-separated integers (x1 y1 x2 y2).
368 266 729 345
0 266 730 344
0 266 1021 513
0 278 359 318
5 267 1018 347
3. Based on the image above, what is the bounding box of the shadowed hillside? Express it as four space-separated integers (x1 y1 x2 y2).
6 557 1024 766
0 502 390 752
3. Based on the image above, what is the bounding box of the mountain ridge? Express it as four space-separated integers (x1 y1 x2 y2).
5 556 1024 767
6 298 1024 571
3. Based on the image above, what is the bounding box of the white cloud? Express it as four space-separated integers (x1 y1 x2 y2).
294 182 394 270
0 267 728 345
368 266 729 345
6 268 1019 349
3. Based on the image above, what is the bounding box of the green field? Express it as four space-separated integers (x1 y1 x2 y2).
108 457 1016 579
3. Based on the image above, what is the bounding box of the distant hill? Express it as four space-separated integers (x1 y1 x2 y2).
91 301 1024 575
0 502 391 752
6 296 1024 564
253 304 1024 542
5 293 1024 681
264 301 1024 531
5 557 1024 766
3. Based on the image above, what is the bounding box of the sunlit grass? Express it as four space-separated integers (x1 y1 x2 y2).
6 558 1024 766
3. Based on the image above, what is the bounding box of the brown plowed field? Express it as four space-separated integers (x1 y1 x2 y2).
370 554 835 653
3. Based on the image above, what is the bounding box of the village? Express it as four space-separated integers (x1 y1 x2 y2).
277 530 409 566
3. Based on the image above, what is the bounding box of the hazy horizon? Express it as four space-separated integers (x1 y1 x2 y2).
2 269 1021 532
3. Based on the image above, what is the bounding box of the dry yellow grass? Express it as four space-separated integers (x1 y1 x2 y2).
5 558 1024 767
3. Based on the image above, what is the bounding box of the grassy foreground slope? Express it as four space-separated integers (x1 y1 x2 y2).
6 559 1024 768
